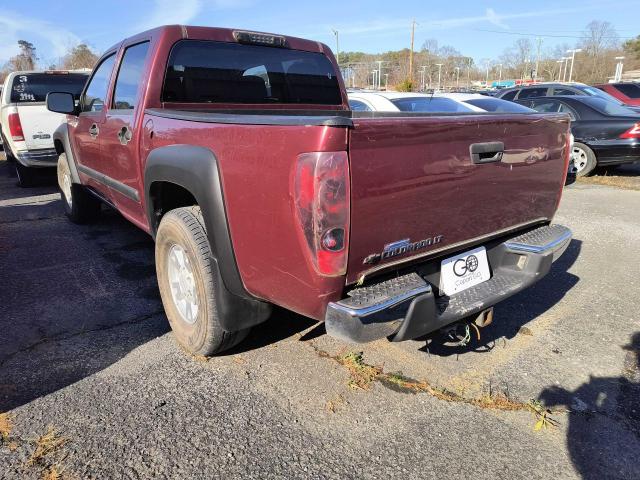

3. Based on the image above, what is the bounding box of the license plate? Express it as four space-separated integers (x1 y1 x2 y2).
439 246 491 296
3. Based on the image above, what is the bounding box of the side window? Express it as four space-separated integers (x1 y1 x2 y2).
558 103 578 120
531 100 561 113
518 87 548 99
501 90 517 101
349 99 372 111
82 54 116 113
112 42 150 110
553 88 577 96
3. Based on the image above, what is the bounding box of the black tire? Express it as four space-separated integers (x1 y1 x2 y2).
57 152 101 223
15 161 35 187
155 206 249 356
571 142 597 177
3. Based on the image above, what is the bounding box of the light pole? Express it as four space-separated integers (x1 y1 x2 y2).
556 60 564 81
566 48 582 82
614 56 625 82
562 57 570 82
485 61 491 86
371 71 377 89
376 60 383 90
420 66 427 91
467 58 472 88
435 63 443 91
497 63 503 83
331 29 339 65
455 67 460 88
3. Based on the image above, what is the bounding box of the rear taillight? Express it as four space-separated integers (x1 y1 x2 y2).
294 151 350 276
620 123 640 139
8 113 24 141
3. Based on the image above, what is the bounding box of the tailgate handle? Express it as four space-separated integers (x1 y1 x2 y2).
470 142 504 164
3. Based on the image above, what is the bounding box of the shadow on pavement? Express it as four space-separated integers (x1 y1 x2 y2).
539 332 640 480
419 238 582 356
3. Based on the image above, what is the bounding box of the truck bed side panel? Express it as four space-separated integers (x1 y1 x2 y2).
144 114 348 319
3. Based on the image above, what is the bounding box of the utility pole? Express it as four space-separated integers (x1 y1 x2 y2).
566 48 582 82
435 63 443 91
534 37 542 82
409 19 416 86
331 29 340 65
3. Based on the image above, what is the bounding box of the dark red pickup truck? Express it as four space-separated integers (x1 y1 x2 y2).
47 25 573 355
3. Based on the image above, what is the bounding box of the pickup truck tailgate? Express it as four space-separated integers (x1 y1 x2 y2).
346 113 570 284
17 104 65 150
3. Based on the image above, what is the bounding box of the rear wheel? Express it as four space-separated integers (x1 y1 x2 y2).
571 142 597 177
155 206 249 356
57 152 101 223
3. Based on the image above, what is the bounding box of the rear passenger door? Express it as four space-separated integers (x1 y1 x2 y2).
100 41 151 227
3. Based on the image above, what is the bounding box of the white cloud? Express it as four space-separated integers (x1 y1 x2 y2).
135 0 254 31
0 11 82 65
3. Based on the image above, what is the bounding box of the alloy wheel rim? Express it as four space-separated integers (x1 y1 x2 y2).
62 171 72 208
571 146 588 173
167 244 199 325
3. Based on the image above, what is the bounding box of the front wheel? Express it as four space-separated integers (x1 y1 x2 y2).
571 142 597 177
155 206 249 356
57 152 101 223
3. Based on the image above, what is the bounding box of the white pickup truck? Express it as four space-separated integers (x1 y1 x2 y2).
0 70 89 186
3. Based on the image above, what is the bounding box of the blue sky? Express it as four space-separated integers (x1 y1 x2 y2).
0 0 638 66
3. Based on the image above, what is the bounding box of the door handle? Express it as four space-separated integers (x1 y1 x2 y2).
117 126 133 145
89 123 99 138
470 141 504 164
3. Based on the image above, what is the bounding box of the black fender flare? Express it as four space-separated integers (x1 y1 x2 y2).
52 123 81 184
144 144 271 331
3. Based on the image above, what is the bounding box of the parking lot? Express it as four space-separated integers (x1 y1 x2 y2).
0 154 639 479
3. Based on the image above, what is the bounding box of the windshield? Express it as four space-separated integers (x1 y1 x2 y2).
465 98 534 113
390 96 475 113
10 73 88 103
580 97 639 116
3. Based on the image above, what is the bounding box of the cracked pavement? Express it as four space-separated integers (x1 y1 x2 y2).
1 156 639 479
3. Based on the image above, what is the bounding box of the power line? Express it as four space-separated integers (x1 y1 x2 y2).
469 27 636 40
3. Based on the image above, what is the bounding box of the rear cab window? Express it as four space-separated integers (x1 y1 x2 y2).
162 40 342 105
348 99 372 111
10 72 88 103
500 90 518 101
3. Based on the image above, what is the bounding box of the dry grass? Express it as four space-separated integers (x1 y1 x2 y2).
577 175 640 191
27 426 68 467
42 465 65 480
0 412 12 443
312 346 561 429
325 395 346 413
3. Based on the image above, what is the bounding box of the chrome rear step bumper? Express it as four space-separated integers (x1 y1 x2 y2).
325 224 572 343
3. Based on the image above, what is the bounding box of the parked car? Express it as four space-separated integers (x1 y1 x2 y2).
497 82 640 112
439 93 536 113
594 82 640 107
347 91 484 112
48 25 572 356
515 95 640 176
0 70 89 186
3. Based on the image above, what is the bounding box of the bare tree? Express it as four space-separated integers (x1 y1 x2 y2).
61 44 98 70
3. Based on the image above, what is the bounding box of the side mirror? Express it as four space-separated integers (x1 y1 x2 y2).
46 92 77 115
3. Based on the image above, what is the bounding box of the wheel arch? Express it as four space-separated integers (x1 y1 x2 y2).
144 144 271 330
52 123 81 184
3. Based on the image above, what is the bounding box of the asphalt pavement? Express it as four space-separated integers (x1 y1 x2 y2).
1 156 639 479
